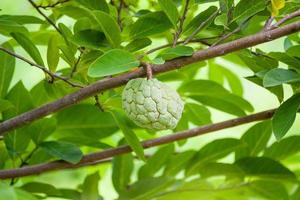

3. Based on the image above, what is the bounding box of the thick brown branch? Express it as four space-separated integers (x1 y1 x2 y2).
0 46 83 88
0 109 276 179
0 21 300 134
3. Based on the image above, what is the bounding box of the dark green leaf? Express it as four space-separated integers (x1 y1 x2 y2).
263 68 300 87
21 182 62 197
11 32 44 66
90 11 121 47
187 138 245 175
120 177 174 200
82 172 100 200
158 0 179 27
47 35 60 72
0 15 45 24
0 42 15 98
138 144 174 179
0 99 13 113
235 157 296 179
129 11 173 39
125 38 152 52
264 136 300 160
158 46 194 60
111 111 145 160
88 49 140 77
0 19 28 35
272 93 300 139
112 154 134 193
40 141 83 164
164 150 196 176
27 118 57 145
185 103 211 125
56 104 117 139
70 30 108 49
236 121 272 160
199 162 244 178
233 0 266 24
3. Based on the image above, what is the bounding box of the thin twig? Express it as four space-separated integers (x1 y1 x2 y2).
263 16 274 31
270 9 300 29
211 17 252 47
0 46 83 88
36 0 70 9
142 63 153 79
1 20 300 134
172 0 190 47
28 0 62 34
117 0 124 31
94 95 104 112
0 109 276 179
69 49 84 78
183 9 219 45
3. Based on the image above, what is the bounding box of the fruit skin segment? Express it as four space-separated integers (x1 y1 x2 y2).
122 78 184 130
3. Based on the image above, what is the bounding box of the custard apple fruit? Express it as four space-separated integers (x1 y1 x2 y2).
122 78 184 130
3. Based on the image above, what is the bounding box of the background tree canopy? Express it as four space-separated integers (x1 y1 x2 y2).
0 0 300 199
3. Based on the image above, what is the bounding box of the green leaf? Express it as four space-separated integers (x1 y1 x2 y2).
59 136 112 149
111 111 145 160
0 15 45 24
235 157 296 179
125 38 152 52
70 30 107 49
236 121 272 160
164 150 196 176
138 144 174 179
120 177 174 200
40 141 83 164
250 180 289 200
82 172 100 200
90 11 121 47
27 118 57 145
21 182 62 197
272 93 300 140
286 45 300 58
183 6 218 35
0 183 16 200
233 0 266 24
263 68 300 87
47 35 60 72
158 46 194 60
264 136 300 160
11 32 44 66
187 138 245 175
0 99 13 113
268 52 300 69
112 154 134 193
179 80 253 116
129 11 173 39
75 0 109 13
0 19 28 35
185 103 211 125
15 189 39 200
199 162 244 178
88 49 140 77
158 0 179 27
0 42 15 98
56 104 117 139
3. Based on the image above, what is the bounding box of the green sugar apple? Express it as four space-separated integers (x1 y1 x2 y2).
122 78 184 130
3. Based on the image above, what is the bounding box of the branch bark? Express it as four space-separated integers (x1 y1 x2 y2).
0 21 300 134
0 108 276 179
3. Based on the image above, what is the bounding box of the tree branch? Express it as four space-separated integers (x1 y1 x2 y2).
270 9 300 29
28 0 62 34
0 21 300 134
0 108 276 179
172 0 190 47
0 46 83 88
